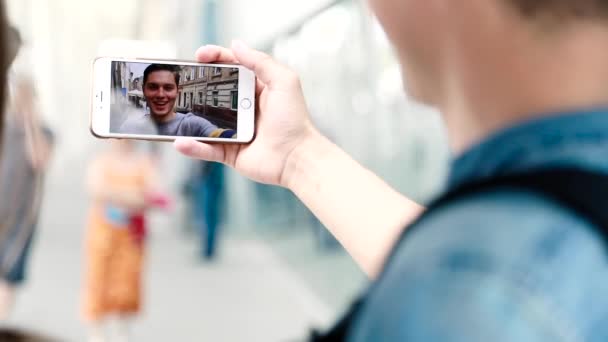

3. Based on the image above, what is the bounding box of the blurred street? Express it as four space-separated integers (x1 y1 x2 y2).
0 0 448 340
4 157 337 342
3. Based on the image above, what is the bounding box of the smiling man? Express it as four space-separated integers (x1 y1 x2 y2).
120 64 234 138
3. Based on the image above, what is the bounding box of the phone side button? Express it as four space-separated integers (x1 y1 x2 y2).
241 98 252 109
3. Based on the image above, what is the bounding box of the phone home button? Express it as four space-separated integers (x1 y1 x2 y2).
241 98 252 109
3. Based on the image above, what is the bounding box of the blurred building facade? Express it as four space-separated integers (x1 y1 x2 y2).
178 65 239 129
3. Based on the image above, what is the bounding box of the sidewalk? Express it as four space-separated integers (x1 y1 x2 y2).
4 160 335 342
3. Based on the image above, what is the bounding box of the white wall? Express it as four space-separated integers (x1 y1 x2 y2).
4 0 205 164
7 0 141 164
218 0 338 47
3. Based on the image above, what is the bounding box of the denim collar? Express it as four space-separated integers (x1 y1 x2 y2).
448 108 608 190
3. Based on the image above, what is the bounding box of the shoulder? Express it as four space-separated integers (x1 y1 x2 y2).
395 189 606 276
135 154 155 174
120 114 147 127
123 113 148 123
88 153 110 174
173 112 187 120
351 190 608 341
183 113 213 125
181 113 217 136
410 189 601 251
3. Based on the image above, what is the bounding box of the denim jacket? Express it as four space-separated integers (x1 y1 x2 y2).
349 109 608 342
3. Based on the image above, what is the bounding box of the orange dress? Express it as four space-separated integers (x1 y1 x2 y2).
82 156 151 322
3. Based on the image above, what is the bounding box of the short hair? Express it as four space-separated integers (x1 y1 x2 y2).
0 5 18 153
509 0 608 20
143 64 181 86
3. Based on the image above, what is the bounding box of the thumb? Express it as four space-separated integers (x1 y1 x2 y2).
231 40 294 89
174 138 226 163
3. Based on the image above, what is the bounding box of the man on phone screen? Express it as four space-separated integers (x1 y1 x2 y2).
120 64 235 138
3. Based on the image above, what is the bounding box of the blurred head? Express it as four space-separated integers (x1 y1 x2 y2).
0 7 22 144
6 26 21 69
368 0 608 107
110 138 135 153
143 64 180 120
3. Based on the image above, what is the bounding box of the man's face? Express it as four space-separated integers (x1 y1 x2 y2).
143 70 178 118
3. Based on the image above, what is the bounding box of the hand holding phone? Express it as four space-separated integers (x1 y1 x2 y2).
90 57 256 143
174 41 319 187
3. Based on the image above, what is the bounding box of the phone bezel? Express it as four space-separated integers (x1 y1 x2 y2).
90 56 256 143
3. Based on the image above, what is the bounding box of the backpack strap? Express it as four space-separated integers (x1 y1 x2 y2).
312 167 608 341
417 168 608 244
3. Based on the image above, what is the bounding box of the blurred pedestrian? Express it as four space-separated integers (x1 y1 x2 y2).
193 161 226 260
0 6 58 336
81 139 164 342
0 67 54 318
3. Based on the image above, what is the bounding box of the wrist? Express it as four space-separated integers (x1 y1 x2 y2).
280 126 330 191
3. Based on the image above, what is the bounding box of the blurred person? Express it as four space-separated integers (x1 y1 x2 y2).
0 10 18 143
179 160 199 235
0 4 35 325
0 14 61 341
193 161 226 260
0 35 54 318
119 64 235 138
82 139 165 342
175 0 608 341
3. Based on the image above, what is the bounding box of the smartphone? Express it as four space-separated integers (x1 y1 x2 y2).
90 57 255 143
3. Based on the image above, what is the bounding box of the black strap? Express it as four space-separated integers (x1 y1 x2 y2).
312 167 608 341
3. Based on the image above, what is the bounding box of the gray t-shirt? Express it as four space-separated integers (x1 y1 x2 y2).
120 112 218 137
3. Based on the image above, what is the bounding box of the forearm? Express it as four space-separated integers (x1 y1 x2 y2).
284 132 424 278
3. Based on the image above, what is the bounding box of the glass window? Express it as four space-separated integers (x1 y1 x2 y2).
199 92 203 105
231 91 238 110
213 91 219 106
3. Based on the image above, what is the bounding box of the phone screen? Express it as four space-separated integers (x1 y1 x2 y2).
110 61 241 139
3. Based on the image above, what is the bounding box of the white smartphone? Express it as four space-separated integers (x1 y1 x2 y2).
90 57 256 143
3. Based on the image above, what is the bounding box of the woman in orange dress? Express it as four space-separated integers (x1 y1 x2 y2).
82 140 157 342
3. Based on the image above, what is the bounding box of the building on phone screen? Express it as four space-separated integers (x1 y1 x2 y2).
177 66 239 130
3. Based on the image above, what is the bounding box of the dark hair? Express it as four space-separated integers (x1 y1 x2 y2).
510 0 608 20
143 64 181 86
0 328 59 342
0 4 19 150
7 26 21 65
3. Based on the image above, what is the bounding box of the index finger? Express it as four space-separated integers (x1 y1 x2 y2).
195 45 238 64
